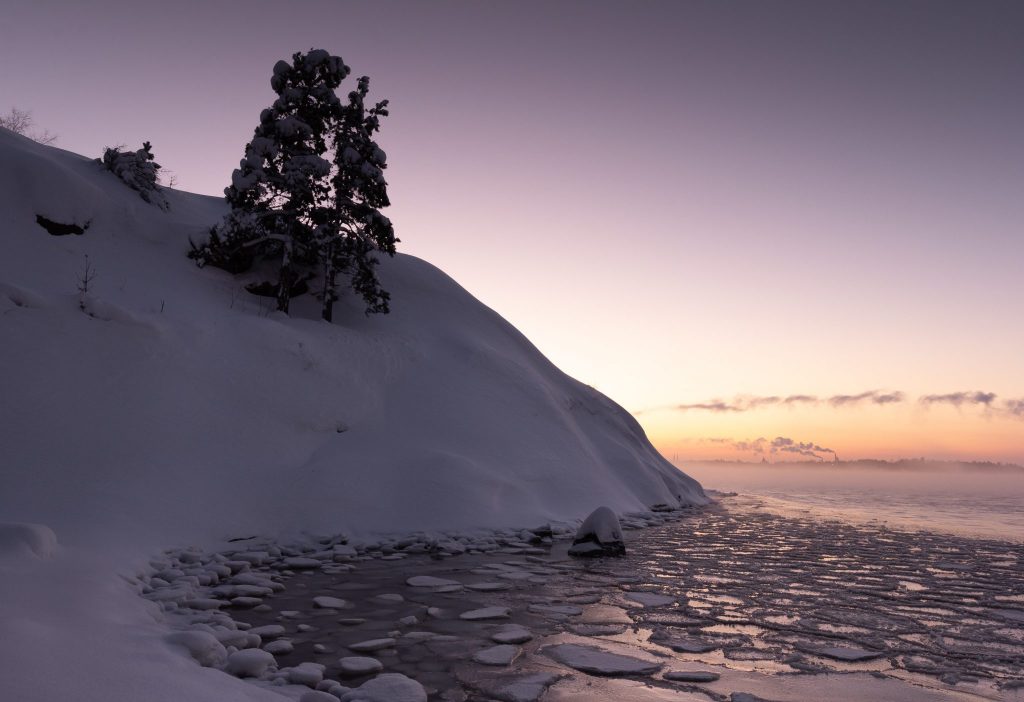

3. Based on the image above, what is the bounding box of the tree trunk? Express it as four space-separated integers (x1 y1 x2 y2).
276 242 293 314
321 254 337 322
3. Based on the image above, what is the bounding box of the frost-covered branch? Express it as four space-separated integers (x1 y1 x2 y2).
0 107 57 145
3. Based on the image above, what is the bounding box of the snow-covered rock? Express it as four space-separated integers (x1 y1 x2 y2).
224 648 276 678
263 639 293 655
338 673 427 702
249 624 286 639
568 507 626 557
338 656 384 676
282 662 325 687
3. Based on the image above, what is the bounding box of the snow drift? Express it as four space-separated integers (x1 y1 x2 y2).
0 126 705 701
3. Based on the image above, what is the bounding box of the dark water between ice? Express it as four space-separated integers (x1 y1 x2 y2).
212 499 1024 702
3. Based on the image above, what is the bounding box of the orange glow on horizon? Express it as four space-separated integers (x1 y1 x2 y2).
640 402 1024 465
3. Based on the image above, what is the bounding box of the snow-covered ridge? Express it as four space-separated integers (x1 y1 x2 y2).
0 125 705 553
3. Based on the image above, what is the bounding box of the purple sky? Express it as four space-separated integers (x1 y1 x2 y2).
3 1 1023 461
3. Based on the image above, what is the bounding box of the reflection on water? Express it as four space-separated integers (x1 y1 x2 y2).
679 461 1024 541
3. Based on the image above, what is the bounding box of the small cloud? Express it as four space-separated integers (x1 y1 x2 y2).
919 391 998 408
636 389 1024 417
873 392 905 405
674 400 745 412
1002 398 1024 418
667 391 904 413
745 396 782 409
828 390 904 407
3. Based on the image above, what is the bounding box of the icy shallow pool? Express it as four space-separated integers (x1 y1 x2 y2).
156 499 1024 701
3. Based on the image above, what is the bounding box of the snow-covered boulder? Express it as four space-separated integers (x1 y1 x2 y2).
281 662 325 687
339 673 427 702
338 657 384 676
568 506 625 557
224 648 276 678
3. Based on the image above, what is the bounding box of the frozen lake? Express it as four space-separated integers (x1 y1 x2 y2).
157 498 1024 702
680 462 1024 542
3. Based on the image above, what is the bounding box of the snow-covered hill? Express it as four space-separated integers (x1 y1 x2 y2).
0 127 704 551
0 125 705 701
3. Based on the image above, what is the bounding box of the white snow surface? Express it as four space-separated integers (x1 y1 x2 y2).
0 128 705 701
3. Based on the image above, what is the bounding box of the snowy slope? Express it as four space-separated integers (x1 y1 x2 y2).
0 127 704 701
0 126 704 549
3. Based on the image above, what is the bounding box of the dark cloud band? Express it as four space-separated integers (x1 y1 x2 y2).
646 390 904 414
638 390 1024 419
919 391 997 408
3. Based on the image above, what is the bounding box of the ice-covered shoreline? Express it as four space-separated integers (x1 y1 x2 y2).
137 498 1023 701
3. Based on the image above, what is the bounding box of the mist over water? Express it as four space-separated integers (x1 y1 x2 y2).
679 460 1024 542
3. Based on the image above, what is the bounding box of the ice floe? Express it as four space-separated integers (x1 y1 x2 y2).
473 644 520 666
459 606 511 620
313 595 348 609
347 637 396 652
544 643 662 676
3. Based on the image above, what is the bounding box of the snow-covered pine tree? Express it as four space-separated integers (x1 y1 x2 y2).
101 141 169 210
318 75 396 321
191 50 398 318
192 49 349 314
